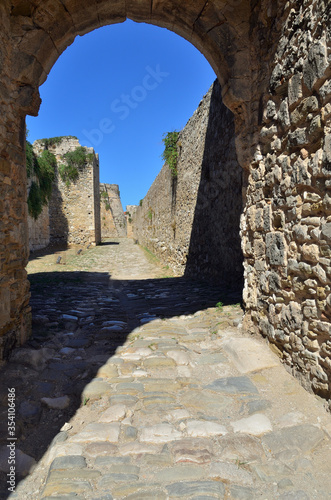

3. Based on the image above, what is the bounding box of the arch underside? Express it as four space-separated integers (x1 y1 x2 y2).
10 0 254 133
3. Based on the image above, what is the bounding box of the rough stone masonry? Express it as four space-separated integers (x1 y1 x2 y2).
100 183 127 238
132 81 243 288
32 136 101 248
0 0 330 408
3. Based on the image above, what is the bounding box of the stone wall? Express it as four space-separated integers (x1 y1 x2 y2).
33 137 101 247
126 205 138 238
243 0 331 404
132 81 243 287
0 0 331 407
100 183 126 238
28 205 49 252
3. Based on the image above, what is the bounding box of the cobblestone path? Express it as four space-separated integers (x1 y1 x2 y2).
1 239 331 499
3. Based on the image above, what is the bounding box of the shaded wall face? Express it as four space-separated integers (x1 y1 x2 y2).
132 81 243 289
243 0 331 404
28 204 50 252
100 184 127 239
93 158 101 245
185 82 243 287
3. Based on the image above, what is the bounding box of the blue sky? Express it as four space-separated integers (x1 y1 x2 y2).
26 20 216 209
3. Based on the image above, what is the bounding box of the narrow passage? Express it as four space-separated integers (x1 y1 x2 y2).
1 239 330 500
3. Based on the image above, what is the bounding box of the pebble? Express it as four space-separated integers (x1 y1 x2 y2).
59 347 75 355
50 455 86 470
262 424 325 454
167 350 191 365
166 481 225 497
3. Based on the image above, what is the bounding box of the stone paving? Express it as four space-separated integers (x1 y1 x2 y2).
0 239 331 499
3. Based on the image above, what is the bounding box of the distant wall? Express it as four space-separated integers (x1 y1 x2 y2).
100 183 126 238
132 81 243 287
126 205 138 238
30 137 101 248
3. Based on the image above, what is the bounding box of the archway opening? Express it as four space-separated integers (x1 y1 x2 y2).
0 18 244 487
25 19 244 288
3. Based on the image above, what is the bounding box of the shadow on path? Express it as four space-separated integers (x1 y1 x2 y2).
0 269 242 498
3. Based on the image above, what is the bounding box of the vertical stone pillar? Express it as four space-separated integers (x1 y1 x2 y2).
0 112 31 361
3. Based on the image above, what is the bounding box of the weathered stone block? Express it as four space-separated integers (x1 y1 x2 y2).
321 222 331 242
301 244 319 263
288 74 303 108
319 79 331 105
303 39 328 90
288 128 308 148
266 232 287 266
312 264 328 284
278 98 290 129
281 301 303 331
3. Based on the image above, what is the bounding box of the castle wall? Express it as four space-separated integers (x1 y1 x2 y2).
132 81 243 287
243 0 331 401
100 183 127 238
126 205 138 238
28 205 50 252
31 137 101 248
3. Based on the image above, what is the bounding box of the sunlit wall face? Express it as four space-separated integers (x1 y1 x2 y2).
26 20 216 209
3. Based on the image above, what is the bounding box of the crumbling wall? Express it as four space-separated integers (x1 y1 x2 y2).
100 183 127 238
32 137 101 247
126 205 138 238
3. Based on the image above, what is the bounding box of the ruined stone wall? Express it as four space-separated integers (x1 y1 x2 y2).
126 205 138 238
0 3 31 361
100 183 127 238
132 81 243 287
243 0 331 405
33 137 101 247
28 205 49 252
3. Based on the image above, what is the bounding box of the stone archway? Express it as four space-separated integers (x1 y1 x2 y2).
0 0 259 360
1 0 331 406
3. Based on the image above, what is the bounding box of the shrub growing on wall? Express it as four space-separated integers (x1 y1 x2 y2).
59 146 90 186
26 142 56 220
41 136 77 149
162 131 180 178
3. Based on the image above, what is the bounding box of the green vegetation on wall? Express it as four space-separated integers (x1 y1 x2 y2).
162 131 180 178
59 146 92 187
26 142 56 220
40 136 77 149
26 137 95 217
